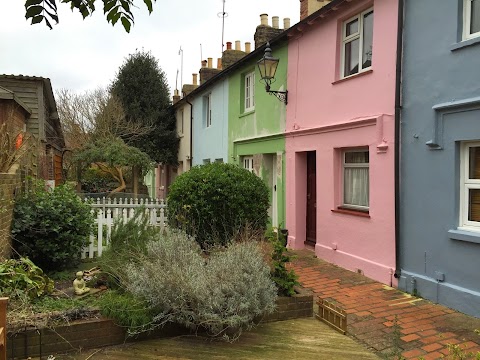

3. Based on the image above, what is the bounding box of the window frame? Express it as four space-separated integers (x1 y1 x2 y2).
464 0 480 40
340 7 374 79
459 142 480 231
205 93 212 128
244 71 255 112
342 149 370 211
243 156 254 173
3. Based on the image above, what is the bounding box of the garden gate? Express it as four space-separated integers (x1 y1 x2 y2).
81 197 167 259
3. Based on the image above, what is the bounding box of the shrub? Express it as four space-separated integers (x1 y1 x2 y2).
99 211 161 287
11 181 94 271
81 167 116 193
266 228 299 296
124 230 277 340
98 290 155 332
167 163 270 247
0 257 54 300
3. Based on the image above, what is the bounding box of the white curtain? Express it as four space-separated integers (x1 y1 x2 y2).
344 167 369 207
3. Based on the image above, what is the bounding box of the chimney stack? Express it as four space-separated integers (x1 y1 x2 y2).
192 73 198 86
255 13 284 49
272 16 279 29
260 13 269 26
173 89 180 104
283 18 291 29
245 42 251 53
300 0 332 21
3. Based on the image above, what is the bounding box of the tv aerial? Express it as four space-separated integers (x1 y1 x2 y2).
217 0 228 54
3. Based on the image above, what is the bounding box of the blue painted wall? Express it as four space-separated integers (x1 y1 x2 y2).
400 0 480 316
192 78 229 165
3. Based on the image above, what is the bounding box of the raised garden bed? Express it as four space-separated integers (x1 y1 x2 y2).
6 288 314 359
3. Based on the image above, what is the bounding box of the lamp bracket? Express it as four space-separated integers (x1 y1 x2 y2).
265 85 288 105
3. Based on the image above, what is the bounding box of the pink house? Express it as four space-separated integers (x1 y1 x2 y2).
285 0 399 285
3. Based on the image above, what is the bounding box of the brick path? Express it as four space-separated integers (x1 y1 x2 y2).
290 249 480 359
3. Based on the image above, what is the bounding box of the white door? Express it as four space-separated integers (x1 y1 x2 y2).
271 155 278 227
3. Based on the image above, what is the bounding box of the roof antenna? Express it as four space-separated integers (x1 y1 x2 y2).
217 0 228 54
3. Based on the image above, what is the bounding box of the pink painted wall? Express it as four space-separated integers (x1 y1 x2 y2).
285 0 398 285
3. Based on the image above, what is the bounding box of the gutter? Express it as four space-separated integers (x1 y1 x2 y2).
394 0 405 279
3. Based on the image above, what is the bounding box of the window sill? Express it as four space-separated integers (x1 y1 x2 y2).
239 110 255 118
331 207 370 218
332 69 373 85
448 228 480 244
450 36 480 51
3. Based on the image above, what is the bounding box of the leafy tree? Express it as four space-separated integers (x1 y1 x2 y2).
74 137 153 194
56 88 153 184
111 50 178 165
24 0 155 32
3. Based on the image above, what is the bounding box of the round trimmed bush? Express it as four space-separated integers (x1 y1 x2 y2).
12 181 94 272
167 163 270 246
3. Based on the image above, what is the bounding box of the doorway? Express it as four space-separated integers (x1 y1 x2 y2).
306 151 316 246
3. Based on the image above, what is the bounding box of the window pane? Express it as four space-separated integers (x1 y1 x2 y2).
344 39 360 76
345 18 359 36
469 146 480 179
472 0 480 34
344 167 369 207
362 11 374 69
345 151 369 163
468 189 480 221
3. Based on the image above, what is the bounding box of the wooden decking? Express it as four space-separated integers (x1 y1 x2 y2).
50 318 379 360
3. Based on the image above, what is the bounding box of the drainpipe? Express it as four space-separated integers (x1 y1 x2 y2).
185 97 193 167
394 0 404 279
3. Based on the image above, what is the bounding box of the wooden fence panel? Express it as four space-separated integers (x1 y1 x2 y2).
316 298 347 334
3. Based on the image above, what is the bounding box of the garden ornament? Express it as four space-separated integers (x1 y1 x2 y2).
73 271 90 295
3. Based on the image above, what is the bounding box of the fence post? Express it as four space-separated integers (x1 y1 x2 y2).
0 297 8 360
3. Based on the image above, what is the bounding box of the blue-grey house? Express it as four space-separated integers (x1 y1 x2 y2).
191 59 229 165
399 0 480 316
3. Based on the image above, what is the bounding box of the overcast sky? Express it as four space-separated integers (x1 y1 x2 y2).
0 0 299 98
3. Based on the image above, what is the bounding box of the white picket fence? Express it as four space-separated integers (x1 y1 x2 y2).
81 197 167 259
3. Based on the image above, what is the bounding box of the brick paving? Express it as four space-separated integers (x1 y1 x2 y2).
290 249 480 359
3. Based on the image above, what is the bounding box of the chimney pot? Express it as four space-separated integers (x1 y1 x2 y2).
226 41 232 50
272 16 279 29
283 18 291 29
235 40 241 51
207 57 213 68
201 60 207 68
260 13 268 26
192 73 198 85
245 42 251 53
217 58 222 70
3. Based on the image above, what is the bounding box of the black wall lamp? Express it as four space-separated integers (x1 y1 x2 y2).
257 42 288 105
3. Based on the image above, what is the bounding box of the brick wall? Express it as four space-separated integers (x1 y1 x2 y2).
261 287 314 322
300 0 308 21
0 172 20 260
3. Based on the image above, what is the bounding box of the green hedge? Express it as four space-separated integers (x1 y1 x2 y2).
167 163 270 246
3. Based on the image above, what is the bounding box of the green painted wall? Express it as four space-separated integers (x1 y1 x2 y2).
228 42 287 228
